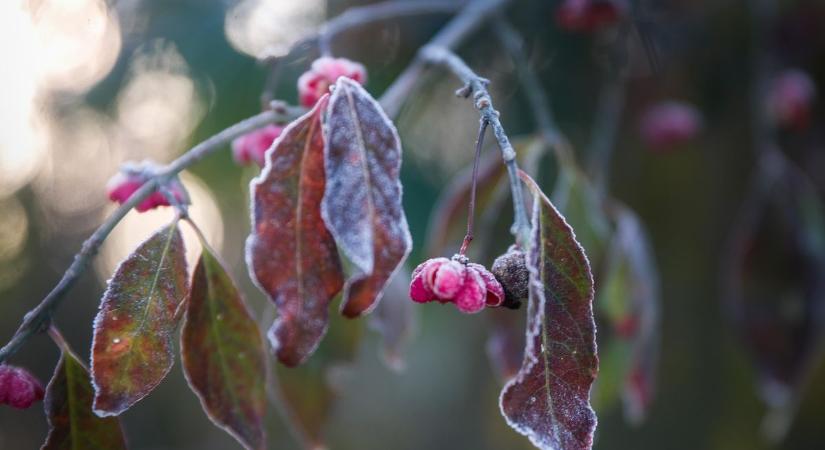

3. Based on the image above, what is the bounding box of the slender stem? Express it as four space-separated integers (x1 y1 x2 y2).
491 19 574 165
0 108 300 364
379 0 512 117
419 45 531 246
459 119 488 255
587 77 626 198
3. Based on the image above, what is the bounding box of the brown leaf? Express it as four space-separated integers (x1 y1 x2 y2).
91 222 188 416
500 172 598 450
43 344 127 450
248 95 344 366
322 77 412 318
182 243 267 450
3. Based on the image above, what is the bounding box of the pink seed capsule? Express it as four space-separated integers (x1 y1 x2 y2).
768 69 816 130
297 57 367 108
231 124 284 167
408 256 505 314
556 0 627 33
639 101 703 151
0 364 44 409
106 163 188 212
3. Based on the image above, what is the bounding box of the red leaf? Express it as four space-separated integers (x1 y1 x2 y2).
91 222 188 416
43 344 127 450
322 77 412 318
500 172 598 450
247 95 344 366
182 243 268 450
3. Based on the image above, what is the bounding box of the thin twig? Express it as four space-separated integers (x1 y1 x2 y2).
459 119 489 255
587 77 626 197
491 19 574 164
0 108 301 364
379 0 512 117
318 0 468 56
419 45 531 246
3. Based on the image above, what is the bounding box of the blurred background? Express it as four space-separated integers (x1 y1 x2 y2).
2 0 825 449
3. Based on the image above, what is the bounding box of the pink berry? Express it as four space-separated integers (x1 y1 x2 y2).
768 69 816 130
0 365 44 409
468 263 505 307
639 101 703 151
231 124 284 167
106 163 188 212
454 269 487 314
408 256 506 314
297 57 367 108
556 0 626 32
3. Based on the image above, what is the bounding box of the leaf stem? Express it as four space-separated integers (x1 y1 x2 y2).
459 119 489 255
0 108 300 365
419 45 531 247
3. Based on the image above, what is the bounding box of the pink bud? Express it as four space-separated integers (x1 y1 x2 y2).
297 57 367 108
556 0 626 32
0 365 44 409
639 101 703 151
231 124 284 167
106 163 188 212
768 69 816 130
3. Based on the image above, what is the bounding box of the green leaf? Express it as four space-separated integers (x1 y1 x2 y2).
500 172 598 450
91 221 188 416
181 241 267 450
43 344 127 450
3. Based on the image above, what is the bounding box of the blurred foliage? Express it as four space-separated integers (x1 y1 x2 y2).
2 0 825 449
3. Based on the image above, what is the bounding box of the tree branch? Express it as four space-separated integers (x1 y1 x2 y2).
419 45 531 246
379 0 512 117
0 107 301 364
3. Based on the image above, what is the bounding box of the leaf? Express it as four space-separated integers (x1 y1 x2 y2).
724 160 825 440
591 206 660 425
91 221 188 416
247 95 344 366
182 242 268 450
43 344 127 450
322 77 412 318
500 172 598 450
369 269 416 371
274 316 363 449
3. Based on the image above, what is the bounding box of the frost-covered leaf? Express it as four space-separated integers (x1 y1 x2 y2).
182 242 267 450
369 269 416 371
91 222 188 416
43 344 127 450
247 95 344 366
500 172 598 450
592 206 660 425
274 317 363 448
725 161 825 440
322 77 412 317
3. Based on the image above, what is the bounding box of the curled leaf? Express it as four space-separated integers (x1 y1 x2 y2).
369 269 416 372
724 158 825 440
322 77 412 318
43 344 127 450
91 222 188 416
247 95 344 366
500 172 598 450
182 243 267 450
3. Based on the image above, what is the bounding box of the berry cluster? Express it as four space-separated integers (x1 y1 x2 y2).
410 255 504 314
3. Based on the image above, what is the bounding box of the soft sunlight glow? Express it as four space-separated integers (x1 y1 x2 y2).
225 0 324 58
96 173 225 282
